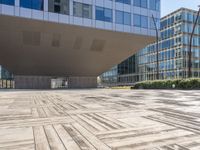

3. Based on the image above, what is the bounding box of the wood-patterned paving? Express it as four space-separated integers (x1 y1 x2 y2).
0 89 200 150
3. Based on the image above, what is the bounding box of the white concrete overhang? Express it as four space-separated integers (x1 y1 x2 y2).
0 14 155 77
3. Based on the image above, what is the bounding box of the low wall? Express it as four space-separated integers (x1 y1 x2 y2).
68 77 97 88
14 75 51 89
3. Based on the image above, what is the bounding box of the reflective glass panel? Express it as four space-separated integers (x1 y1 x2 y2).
1 0 15 5
96 7 112 22
48 0 69 15
141 15 148 28
124 12 131 25
133 14 141 27
20 0 43 10
116 10 123 24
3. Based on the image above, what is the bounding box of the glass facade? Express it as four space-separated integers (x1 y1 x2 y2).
0 66 12 80
149 0 160 11
73 2 92 19
133 14 149 28
133 14 141 27
0 0 160 33
141 15 148 28
20 0 44 10
0 0 160 88
116 10 131 25
0 66 14 89
48 0 69 15
100 66 118 86
134 0 147 8
96 6 113 22
115 0 131 5
0 0 15 5
100 8 200 85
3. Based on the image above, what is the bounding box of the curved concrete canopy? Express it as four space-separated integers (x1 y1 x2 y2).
0 15 155 77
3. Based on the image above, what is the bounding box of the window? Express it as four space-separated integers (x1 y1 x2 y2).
187 12 194 22
149 0 156 10
133 14 148 28
134 0 147 8
174 25 181 34
150 17 160 29
116 10 131 25
20 0 44 10
20 0 32 9
54 5 60 13
133 0 140 7
161 19 167 29
141 0 148 8
133 14 141 27
48 0 69 15
124 12 131 25
150 0 160 11
74 2 82 17
73 2 92 19
124 0 131 4
0 0 15 5
175 13 182 21
156 0 160 11
115 0 131 5
104 8 113 22
83 4 92 19
96 7 104 21
96 7 113 22
116 11 123 24
32 0 43 10
141 15 148 28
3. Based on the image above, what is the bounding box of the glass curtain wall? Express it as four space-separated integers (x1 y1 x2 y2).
100 8 200 86
136 8 200 81
73 2 92 19
96 6 113 22
116 10 131 25
48 0 69 15
0 66 14 89
20 0 44 10
0 0 15 5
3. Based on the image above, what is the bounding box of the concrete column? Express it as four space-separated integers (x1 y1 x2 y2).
14 75 51 89
68 77 97 89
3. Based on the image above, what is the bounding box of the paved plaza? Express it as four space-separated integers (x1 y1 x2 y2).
0 89 200 150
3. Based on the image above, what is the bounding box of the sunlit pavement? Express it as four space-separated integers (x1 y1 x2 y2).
0 89 200 150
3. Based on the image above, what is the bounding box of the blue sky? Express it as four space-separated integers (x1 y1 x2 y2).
161 0 200 17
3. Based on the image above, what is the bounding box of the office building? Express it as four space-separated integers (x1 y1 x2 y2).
0 0 160 88
100 8 200 86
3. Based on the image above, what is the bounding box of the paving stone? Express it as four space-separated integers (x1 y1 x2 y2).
0 89 200 150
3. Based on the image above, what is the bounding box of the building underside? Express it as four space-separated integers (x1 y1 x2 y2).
0 15 155 88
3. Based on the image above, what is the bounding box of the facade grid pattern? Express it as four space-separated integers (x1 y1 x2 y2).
100 8 200 86
0 0 160 36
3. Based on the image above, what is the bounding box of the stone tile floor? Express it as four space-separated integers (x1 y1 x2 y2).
0 89 200 150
